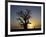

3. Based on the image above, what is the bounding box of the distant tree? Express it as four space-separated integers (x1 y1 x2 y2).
16 9 32 29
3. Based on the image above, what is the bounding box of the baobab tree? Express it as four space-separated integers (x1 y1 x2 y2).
16 9 32 29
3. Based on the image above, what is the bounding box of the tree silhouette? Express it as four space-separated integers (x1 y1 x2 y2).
16 9 32 29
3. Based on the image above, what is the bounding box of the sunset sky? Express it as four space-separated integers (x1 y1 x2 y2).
10 5 41 29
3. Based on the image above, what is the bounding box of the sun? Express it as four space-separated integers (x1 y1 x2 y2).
27 19 41 29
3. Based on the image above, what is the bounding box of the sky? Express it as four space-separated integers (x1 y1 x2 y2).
10 5 41 29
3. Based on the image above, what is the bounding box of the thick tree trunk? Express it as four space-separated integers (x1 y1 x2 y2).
24 18 27 29
24 24 27 29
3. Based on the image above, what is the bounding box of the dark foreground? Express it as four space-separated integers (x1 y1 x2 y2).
11 28 41 32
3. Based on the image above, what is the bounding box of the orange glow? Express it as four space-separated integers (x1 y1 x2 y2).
28 19 41 29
